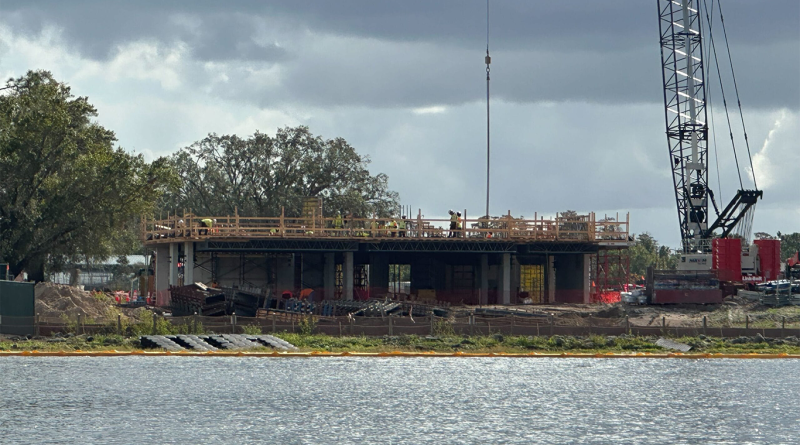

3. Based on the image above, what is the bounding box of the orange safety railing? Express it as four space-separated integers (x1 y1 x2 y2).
141 210 630 244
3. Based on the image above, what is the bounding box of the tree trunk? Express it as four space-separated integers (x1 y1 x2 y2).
26 256 46 282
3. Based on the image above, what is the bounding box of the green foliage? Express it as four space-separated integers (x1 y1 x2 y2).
297 316 318 336
241 324 263 335
432 318 456 337
629 233 679 279
777 232 800 262
0 70 177 279
161 126 400 218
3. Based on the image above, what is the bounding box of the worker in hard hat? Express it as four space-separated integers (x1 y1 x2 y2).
333 212 343 236
448 210 456 238
200 218 213 236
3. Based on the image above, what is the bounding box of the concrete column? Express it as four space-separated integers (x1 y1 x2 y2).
155 245 169 292
500 253 511 305
169 243 179 287
324 253 335 300
480 254 489 305
183 241 194 285
547 255 556 303
583 253 592 304
344 252 354 300
368 253 389 297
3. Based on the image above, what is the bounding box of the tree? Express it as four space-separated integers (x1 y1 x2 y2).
162 127 400 218
777 232 800 261
628 233 679 279
0 71 175 280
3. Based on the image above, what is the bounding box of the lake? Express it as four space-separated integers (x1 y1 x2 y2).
1 357 798 444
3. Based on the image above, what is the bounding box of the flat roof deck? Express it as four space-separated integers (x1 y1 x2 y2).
142 212 631 253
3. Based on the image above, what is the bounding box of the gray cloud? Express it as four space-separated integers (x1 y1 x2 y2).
0 0 796 246
1 0 796 109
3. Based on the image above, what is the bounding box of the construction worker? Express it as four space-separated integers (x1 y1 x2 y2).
200 218 213 236
390 218 398 237
398 216 407 237
448 210 457 238
370 218 379 237
456 212 462 238
333 212 343 236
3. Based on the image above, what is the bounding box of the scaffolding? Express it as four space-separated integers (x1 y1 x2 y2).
591 249 630 303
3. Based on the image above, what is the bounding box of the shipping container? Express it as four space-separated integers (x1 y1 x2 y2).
0 281 35 335
652 289 723 304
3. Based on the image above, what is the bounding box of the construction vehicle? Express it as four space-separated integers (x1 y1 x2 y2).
652 0 779 303
788 252 800 279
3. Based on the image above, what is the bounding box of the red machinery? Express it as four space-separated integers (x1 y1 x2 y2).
712 238 781 284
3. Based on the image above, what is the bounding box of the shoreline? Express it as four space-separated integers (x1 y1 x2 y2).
1 350 799 359
2 333 800 356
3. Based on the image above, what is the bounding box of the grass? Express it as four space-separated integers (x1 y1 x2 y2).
275 333 800 354
1 333 798 354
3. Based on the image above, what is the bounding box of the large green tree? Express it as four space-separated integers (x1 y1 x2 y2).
629 233 679 279
0 71 175 280
162 127 399 218
776 232 800 261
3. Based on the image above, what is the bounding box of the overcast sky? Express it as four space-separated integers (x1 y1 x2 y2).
0 0 797 247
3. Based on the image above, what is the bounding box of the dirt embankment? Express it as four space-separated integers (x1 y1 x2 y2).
481 297 800 328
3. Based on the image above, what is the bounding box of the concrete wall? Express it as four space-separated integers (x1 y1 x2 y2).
301 253 325 289
276 254 294 292
554 254 587 303
369 253 389 296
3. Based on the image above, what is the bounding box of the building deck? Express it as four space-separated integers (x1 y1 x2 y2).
142 211 631 251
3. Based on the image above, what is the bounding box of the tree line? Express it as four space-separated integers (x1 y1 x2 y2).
0 71 398 280
629 232 800 281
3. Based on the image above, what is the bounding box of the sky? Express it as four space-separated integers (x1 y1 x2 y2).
0 0 797 248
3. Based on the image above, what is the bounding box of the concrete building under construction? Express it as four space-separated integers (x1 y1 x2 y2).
142 204 631 307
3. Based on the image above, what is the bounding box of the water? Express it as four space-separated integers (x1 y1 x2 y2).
1 358 798 444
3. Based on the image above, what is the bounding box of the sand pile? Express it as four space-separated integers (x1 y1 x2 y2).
35 282 117 320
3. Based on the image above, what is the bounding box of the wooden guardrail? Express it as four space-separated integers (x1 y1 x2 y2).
142 209 630 245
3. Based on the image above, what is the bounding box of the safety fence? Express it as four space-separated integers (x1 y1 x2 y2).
142 211 630 244
2 313 799 339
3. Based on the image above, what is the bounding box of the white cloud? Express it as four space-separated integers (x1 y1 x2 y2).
413 105 448 115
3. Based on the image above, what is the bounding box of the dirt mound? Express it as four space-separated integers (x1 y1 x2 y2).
35 282 117 320
594 305 625 318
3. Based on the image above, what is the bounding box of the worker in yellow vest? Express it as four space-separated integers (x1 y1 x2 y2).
333 212 343 236
448 210 457 238
200 218 213 236
398 216 407 237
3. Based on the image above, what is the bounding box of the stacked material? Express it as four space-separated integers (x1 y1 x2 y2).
140 334 297 351
169 283 226 316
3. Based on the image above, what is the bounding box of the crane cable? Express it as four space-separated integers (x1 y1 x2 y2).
701 0 744 190
702 0 724 206
716 0 758 190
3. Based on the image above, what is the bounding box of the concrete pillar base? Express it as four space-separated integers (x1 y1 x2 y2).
501 253 511 305
344 252 354 301
169 243 179 287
